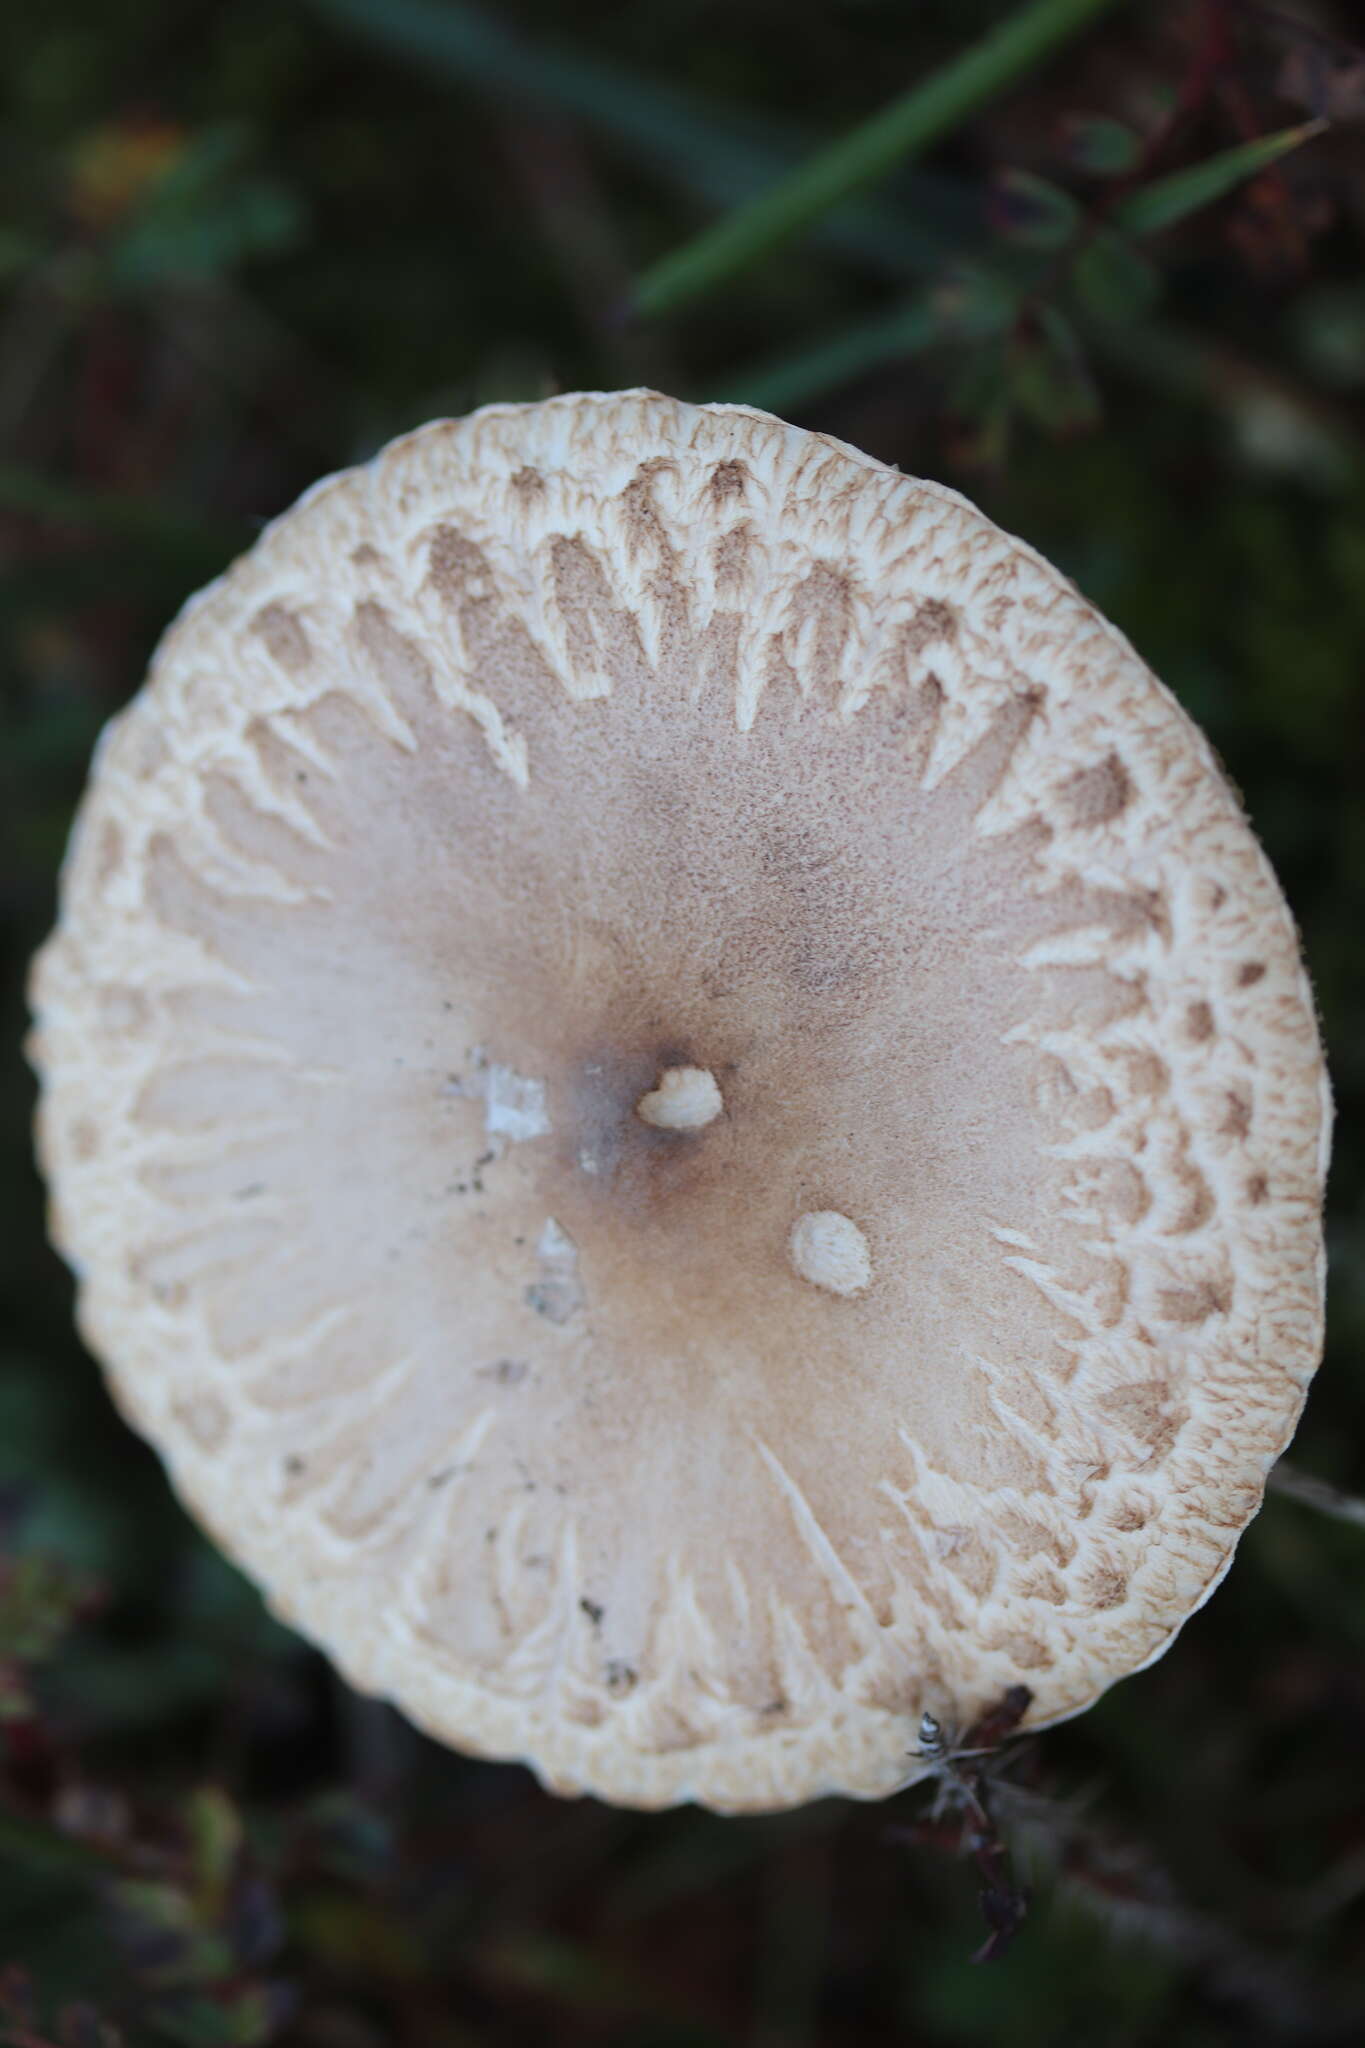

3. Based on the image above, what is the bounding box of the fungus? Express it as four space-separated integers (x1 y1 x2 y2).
29 391 1331 1813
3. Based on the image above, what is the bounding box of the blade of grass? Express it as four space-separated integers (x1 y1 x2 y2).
631 0 1129 319
1113 119 1328 235
302 0 974 277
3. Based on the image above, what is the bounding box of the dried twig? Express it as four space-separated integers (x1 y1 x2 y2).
889 1685 1035 1962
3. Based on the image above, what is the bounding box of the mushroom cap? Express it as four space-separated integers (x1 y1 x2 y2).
29 391 1331 1812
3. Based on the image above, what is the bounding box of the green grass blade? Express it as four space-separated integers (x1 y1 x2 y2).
1115 120 1328 237
631 0 1129 318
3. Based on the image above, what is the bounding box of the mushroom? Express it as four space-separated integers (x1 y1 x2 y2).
29 391 1331 1813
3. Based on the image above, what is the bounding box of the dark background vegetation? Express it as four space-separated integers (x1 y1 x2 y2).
2 1 1364 2042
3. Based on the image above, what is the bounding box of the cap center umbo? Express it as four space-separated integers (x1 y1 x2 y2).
561 1039 874 1303
563 1036 742 1215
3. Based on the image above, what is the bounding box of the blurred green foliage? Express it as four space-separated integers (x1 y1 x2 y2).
2 1 1364 2043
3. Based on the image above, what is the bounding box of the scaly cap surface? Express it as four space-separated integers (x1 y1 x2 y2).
30 392 1331 1810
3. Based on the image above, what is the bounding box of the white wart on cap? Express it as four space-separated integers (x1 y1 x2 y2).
29 391 1331 1812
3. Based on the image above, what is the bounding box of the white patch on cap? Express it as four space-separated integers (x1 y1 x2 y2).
525 1217 584 1325
449 1049 551 1145
788 1210 872 1298
635 1065 723 1131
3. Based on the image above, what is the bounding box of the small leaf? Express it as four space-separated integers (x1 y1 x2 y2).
1061 112 1142 176
0 1550 93 1715
188 1786 243 1905
114 1878 197 1933
1115 120 1327 238
990 167 1081 248
933 262 1019 341
1070 228 1161 322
